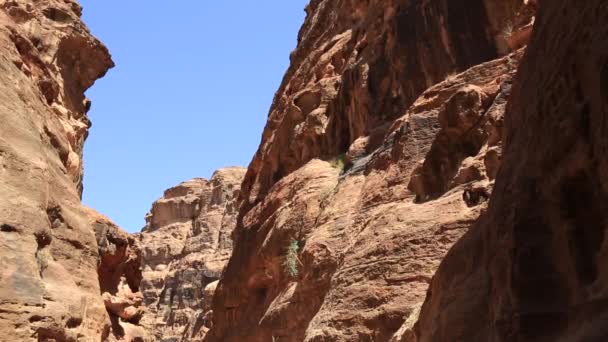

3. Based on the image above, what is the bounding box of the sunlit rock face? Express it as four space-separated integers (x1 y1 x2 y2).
0 0 115 340
203 0 539 341
90 209 151 342
137 168 246 341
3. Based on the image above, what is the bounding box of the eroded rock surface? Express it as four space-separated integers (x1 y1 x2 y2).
415 1 608 341
10 0 599 341
138 168 246 341
204 0 535 341
0 0 113 340
89 208 149 342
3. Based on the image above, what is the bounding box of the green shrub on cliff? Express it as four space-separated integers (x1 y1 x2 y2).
330 153 346 172
283 239 300 278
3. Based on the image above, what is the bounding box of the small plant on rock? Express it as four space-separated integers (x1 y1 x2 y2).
330 153 346 172
283 239 300 278
36 250 49 276
501 21 514 39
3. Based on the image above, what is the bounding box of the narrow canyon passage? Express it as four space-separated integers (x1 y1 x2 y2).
2 0 608 342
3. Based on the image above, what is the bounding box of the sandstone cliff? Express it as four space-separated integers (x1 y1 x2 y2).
6 0 606 341
204 0 536 341
0 0 115 340
138 168 246 341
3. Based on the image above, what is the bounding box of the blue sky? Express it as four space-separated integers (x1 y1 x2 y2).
80 1 308 232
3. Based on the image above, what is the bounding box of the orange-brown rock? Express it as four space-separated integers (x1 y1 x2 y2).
138 168 246 341
240 0 524 211
0 0 113 340
204 1 533 341
89 209 149 342
415 1 608 341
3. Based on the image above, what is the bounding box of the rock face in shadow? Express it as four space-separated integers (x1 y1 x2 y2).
0 0 114 340
415 1 608 341
137 168 246 341
203 1 538 341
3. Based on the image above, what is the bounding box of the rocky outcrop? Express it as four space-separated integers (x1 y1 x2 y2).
204 1 536 341
0 0 114 340
138 168 246 341
89 209 149 342
415 1 608 341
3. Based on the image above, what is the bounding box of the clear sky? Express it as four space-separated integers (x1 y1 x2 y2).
80 1 308 233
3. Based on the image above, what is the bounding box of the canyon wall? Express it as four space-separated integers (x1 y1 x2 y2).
0 0 117 340
204 0 535 341
415 0 608 341
138 168 246 341
0 1 247 340
5 0 606 341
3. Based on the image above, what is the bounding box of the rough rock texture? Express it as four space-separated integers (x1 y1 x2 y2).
415 1 608 341
89 209 149 342
138 168 246 341
240 0 524 210
0 0 114 341
205 1 536 341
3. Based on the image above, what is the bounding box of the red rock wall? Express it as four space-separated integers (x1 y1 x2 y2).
240 0 523 211
415 0 608 340
0 0 114 340
204 1 534 341
7 0 591 341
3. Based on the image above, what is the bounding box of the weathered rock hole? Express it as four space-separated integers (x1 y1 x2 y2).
38 78 59 105
463 188 489 207
9 30 33 57
65 316 82 328
0 224 18 232
294 91 322 117
43 7 72 23
28 315 44 323
35 230 52 249
46 205 65 230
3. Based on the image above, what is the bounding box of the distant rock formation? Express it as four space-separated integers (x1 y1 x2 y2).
137 168 246 341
